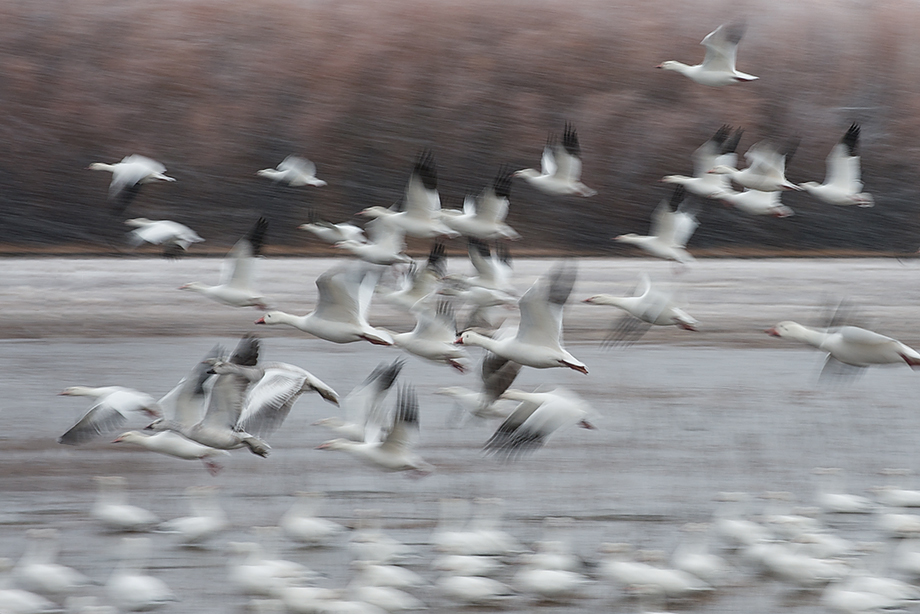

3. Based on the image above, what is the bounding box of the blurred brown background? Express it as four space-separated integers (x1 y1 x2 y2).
1 0 917 253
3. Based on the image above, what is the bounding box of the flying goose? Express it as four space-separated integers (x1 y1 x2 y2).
614 186 698 263
390 300 471 372
299 209 366 244
661 125 743 198
437 352 522 423
335 217 412 266
257 155 326 187
125 218 204 258
709 140 801 192
58 386 162 446
379 242 446 310
442 168 521 240
88 154 176 215
514 124 596 197
657 23 758 86
179 217 271 309
713 188 795 217
314 360 404 442
799 123 874 207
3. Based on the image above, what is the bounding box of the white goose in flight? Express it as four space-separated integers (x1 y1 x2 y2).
335 217 412 266
658 23 758 86
614 186 698 263
661 125 743 198
390 300 470 372
314 359 403 442
799 123 874 207
256 263 393 346
437 351 522 423
125 218 204 258
456 260 587 374
88 154 176 214
514 124 596 197
179 217 271 309
359 152 458 238
709 140 801 192
257 155 326 186
714 188 795 217
442 168 521 240
58 386 161 446
299 209 365 244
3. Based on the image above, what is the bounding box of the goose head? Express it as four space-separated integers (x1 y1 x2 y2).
707 165 737 176
112 431 143 444
657 60 689 73
316 438 352 451
765 321 808 339
357 206 394 219
512 168 542 180
254 311 285 325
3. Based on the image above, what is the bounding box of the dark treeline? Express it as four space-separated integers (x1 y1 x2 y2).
0 0 918 253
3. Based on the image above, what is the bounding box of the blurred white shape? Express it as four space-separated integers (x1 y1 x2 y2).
257 155 326 187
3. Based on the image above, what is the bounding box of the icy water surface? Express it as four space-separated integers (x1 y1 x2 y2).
3 258 920 613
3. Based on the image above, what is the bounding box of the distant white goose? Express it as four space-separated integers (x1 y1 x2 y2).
156 486 229 545
800 123 874 207
657 23 758 86
112 431 230 475
670 523 730 587
389 300 470 372
813 467 874 514
513 567 589 602
483 388 596 458
661 125 743 197
257 155 326 187
766 321 920 373
514 123 596 197
256 264 393 346
614 187 698 264
583 273 699 346
379 243 445 311
180 217 271 309
91 476 160 532
279 492 346 547
88 154 175 214
226 540 316 597
57 386 161 446
0 562 60 614
709 140 801 192
298 210 365 245
436 575 515 606
598 544 712 599
437 352 521 423
318 386 434 475
455 261 587 373
314 360 403 442
358 152 458 239
105 537 176 612
442 168 520 240
124 218 204 257
335 218 412 266
13 529 91 600
713 188 794 217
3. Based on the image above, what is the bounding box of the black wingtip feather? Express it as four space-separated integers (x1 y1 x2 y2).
724 22 746 46
427 241 446 276
492 166 514 199
562 123 581 157
669 185 686 210
722 128 744 155
396 384 419 426
414 151 438 191
247 217 269 256
496 243 512 267
230 334 260 367
547 260 577 306
468 237 491 260
842 123 860 157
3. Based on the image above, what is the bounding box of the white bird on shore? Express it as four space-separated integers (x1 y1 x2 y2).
257 155 326 187
657 23 758 86
88 155 175 215
318 385 434 475
91 476 160 532
614 187 698 264
279 492 346 547
583 274 699 347
179 217 271 309
156 486 229 545
58 386 161 446
255 264 393 346
456 261 586 373
358 152 458 239
483 388 596 458
799 123 874 207
713 188 795 217
124 218 204 257
299 210 365 244
813 468 875 514
105 537 176 612
13 529 91 600
661 125 743 198
514 124 596 197
766 321 920 375
442 168 521 240
314 360 403 442
709 140 801 192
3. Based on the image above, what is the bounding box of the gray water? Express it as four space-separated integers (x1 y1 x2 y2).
3 257 920 613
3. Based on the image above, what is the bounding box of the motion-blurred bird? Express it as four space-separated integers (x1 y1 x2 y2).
257 155 327 187
88 155 176 215
614 187 698 263
658 22 758 86
514 124 596 197
125 218 204 258
799 123 874 207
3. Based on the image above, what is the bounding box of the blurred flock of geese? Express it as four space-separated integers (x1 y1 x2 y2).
6 20 920 614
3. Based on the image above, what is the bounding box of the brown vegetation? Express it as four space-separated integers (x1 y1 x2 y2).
0 0 918 252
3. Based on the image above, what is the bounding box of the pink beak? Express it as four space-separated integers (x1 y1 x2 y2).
578 419 596 430
765 327 780 337
254 317 266 324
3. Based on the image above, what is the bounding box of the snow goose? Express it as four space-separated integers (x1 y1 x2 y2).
207 359 339 437
514 123 596 197
378 243 445 310
437 351 521 423
709 140 801 192
0 564 60 614
800 123 874 207
713 187 794 217
513 567 589 602
871 469 920 507
180 217 271 309
614 187 698 264
441 168 520 240
389 300 470 372
156 486 229 546
661 125 743 198
57 386 161 446
124 218 204 258
711 492 770 549
87 155 175 215
358 152 458 239
348 510 418 564
657 23 758 86
317 385 434 476
583 274 698 347
314 360 403 442
455 260 587 373
597 544 711 599
227 537 318 597
345 582 425 613
455 238 516 295
299 210 365 245
257 155 326 187
766 321 920 373
91 476 160 532
112 431 230 475
436 575 514 606
257 264 393 346
279 492 346 547
335 218 412 266
347 561 425 590
431 554 501 577
483 388 595 459
12 529 91 601
670 524 730 587
105 537 178 612
812 468 874 514
146 335 271 457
